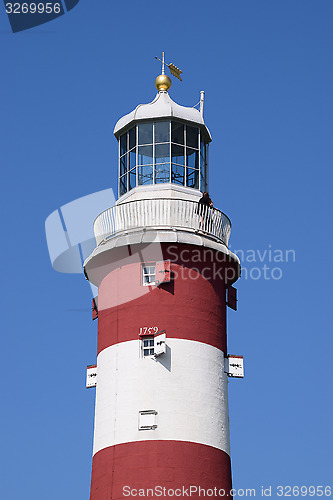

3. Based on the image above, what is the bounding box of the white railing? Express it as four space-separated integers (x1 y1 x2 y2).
94 198 231 247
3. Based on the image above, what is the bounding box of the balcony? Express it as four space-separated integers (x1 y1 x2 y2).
94 198 231 247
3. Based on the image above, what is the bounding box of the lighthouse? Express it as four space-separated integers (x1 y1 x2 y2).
84 57 242 499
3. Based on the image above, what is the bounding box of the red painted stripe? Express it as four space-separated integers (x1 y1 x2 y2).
97 260 227 355
90 441 232 500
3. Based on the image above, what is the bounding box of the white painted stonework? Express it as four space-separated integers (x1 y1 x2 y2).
92 339 230 456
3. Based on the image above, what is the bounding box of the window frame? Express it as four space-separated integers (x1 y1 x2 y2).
141 335 155 357
142 263 156 287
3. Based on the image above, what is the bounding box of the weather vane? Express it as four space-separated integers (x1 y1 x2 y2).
155 52 183 81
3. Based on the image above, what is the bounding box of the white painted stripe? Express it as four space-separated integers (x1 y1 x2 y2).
92 339 230 456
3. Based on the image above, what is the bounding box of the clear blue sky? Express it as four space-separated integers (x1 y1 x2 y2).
1 1 332 498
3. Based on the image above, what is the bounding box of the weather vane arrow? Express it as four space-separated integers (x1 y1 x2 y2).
155 52 183 81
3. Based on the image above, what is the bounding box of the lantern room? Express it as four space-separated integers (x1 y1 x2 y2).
114 87 212 199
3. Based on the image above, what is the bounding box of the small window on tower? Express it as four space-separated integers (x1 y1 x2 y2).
142 335 155 357
142 264 155 286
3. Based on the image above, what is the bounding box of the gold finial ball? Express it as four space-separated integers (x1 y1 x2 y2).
155 74 172 92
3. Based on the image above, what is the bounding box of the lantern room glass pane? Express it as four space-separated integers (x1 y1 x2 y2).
187 168 199 189
129 127 136 150
129 168 136 190
120 175 127 195
200 173 206 192
155 121 170 143
129 149 136 170
120 133 127 156
171 144 184 165
138 165 153 185
200 154 206 176
138 123 153 145
155 143 170 164
120 154 127 176
155 164 170 183
171 121 184 145
200 138 208 192
186 148 199 169
138 145 153 165
186 126 199 148
200 138 205 159
171 164 185 185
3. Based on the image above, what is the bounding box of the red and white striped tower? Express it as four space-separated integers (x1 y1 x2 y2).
84 67 241 500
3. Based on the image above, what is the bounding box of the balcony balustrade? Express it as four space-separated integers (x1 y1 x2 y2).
94 198 231 247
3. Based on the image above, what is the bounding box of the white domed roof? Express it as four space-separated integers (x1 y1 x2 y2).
114 91 211 141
